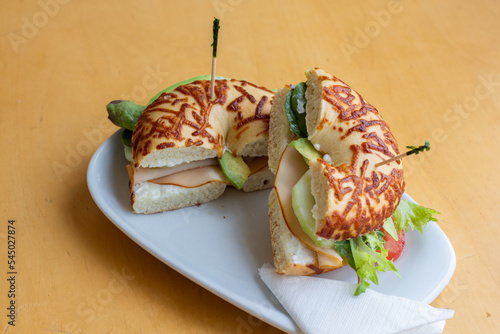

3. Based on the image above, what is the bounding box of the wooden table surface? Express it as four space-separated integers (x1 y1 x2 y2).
2 0 499 332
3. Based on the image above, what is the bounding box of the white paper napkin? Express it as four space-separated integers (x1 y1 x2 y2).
259 264 454 334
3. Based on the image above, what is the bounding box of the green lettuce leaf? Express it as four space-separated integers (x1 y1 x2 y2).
382 218 398 241
335 199 439 295
334 240 355 268
393 199 440 233
350 237 400 295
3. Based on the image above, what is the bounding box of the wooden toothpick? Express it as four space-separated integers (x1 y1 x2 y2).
376 140 430 167
210 17 220 100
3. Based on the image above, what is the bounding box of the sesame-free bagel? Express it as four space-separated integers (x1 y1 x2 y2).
306 68 405 240
128 77 275 214
133 78 275 168
267 68 405 274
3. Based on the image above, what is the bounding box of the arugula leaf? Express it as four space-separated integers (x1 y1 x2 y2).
393 199 440 233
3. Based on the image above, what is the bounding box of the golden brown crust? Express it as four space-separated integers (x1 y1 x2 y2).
306 68 405 240
132 79 274 168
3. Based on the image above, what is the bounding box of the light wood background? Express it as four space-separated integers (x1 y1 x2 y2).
2 0 499 333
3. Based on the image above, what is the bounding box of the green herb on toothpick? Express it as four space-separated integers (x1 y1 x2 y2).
405 140 430 155
375 140 430 167
211 17 220 58
210 17 220 100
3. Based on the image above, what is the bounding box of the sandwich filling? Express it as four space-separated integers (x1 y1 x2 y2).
127 156 268 188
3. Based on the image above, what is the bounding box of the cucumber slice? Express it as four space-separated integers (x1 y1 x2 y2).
217 151 251 190
292 170 336 248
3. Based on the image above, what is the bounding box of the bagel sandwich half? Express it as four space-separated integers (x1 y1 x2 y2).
107 75 275 214
268 68 439 294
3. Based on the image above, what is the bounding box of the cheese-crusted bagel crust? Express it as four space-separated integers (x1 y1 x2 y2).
132 79 274 168
306 68 405 240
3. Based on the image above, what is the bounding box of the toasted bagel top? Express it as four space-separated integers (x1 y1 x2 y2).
305 68 405 240
132 79 274 168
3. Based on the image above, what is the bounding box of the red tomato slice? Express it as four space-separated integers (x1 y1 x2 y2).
381 219 405 261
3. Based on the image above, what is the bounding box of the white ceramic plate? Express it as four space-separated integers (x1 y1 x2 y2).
87 131 456 333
